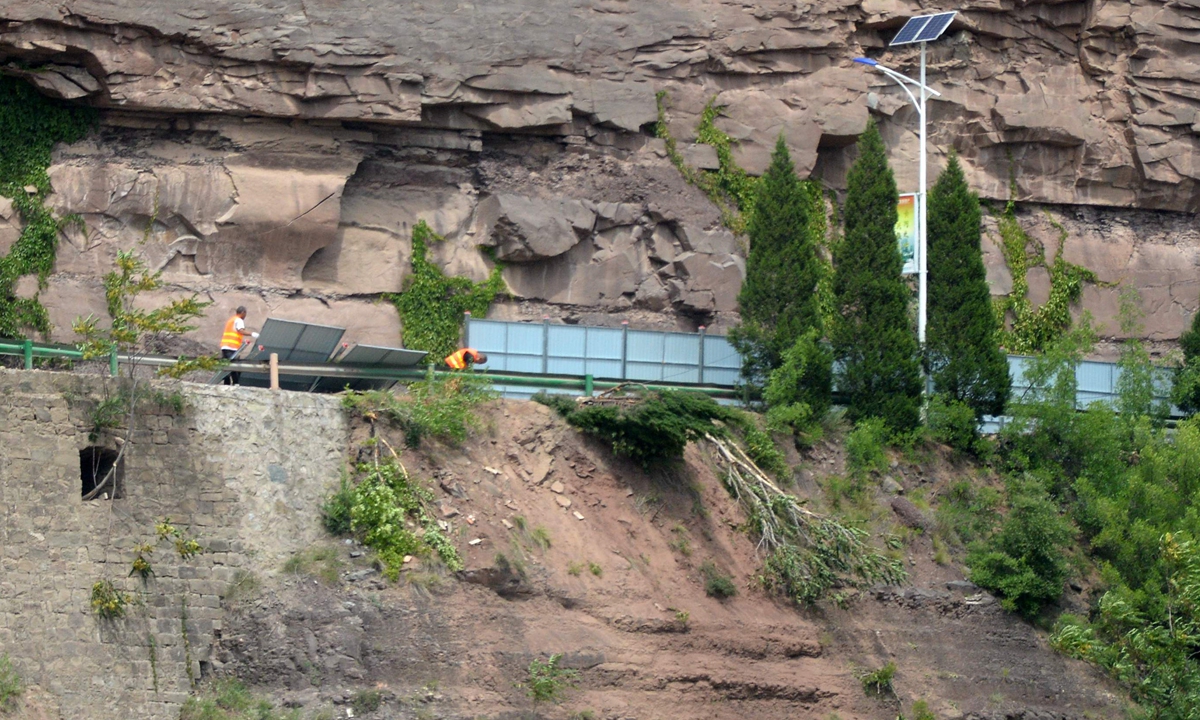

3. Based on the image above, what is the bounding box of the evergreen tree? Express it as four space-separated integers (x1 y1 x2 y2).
1173 304 1200 414
832 120 922 432
730 135 829 409
926 154 1010 418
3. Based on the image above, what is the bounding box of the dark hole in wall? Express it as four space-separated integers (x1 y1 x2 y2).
80 446 124 499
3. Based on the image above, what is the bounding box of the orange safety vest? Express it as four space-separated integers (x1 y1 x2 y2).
220 316 246 351
444 348 479 369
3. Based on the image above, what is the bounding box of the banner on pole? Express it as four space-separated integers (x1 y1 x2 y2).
897 193 917 275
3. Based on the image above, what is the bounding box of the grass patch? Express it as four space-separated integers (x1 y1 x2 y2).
224 569 262 605
282 546 342 586
180 679 298 720
567 561 583 577
351 689 383 714
0 654 22 713
588 562 603 577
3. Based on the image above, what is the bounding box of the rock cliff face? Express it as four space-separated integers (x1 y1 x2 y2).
0 0 1198 347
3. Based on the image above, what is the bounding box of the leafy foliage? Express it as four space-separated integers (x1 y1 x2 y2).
926 154 1010 418
537 388 734 468
1052 533 1200 719
323 458 461 579
859 661 897 696
927 393 984 456
832 119 922 433
524 654 579 705
0 77 96 338
966 480 1073 617
90 579 130 619
992 198 1100 354
845 418 889 478
389 220 505 362
761 329 832 442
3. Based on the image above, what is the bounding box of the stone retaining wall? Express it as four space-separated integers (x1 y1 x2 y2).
0 370 346 720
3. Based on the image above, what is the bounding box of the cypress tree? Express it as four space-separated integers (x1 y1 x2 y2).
1173 304 1200 414
730 135 830 415
926 154 1010 418
832 119 922 432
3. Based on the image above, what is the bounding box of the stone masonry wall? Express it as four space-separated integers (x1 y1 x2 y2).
0 369 346 720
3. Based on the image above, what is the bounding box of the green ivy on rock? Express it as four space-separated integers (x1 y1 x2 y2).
0 76 96 338
389 220 505 362
992 196 1102 355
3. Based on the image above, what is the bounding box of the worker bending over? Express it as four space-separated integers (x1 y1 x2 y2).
219 306 259 385
444 347 487 370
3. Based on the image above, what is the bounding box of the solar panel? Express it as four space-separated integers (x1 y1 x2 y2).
890 11 957 46
249 318 346 365
334 343 428 368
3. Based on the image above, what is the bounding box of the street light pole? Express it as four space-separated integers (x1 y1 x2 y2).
853 51 940 346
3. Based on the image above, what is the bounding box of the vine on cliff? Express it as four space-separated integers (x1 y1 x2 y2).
388 220 506 362
991 198 1102 354
0 76 96 338
655 92 762 234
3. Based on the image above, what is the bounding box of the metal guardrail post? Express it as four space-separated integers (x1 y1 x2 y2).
109 347 119 377
542 316 550 375
463 310 471 348
620 320 629 380
697 325 706 385
584 374 594 397
22 339 32 370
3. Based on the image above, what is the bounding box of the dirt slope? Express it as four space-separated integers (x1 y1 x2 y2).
213 399 1125 719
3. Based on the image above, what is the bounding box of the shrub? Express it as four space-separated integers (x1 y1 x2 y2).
180 679 297 720
701 561 738 599
934 480 1001 547
351 689 382 714
524 654 579 705
543 389 734 468
845 418 888 477
859 661 896 696
763 329 833 437
927 394 981 455
322 459 461 579
321 475 354 536
966 482 1072 617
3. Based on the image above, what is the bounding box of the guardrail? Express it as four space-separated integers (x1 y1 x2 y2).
0 331 1180 414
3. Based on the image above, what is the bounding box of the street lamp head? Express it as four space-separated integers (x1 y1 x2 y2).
853 57 879 66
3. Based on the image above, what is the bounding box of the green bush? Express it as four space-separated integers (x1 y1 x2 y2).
541 389 733 468
701 561 738 599
934 480 1001 547
0 654 22 712
966 482 1072 617
859 661 896 696
524 654 578 705
927 394 981 455
322 459 461 579
321 475 354 536
763 329 833 439
845 418 888 478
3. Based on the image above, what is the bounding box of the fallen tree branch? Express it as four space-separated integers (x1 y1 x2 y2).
705 433 905 604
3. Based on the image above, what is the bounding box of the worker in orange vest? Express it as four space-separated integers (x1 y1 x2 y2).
444 347 487 370
219 306 259 385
